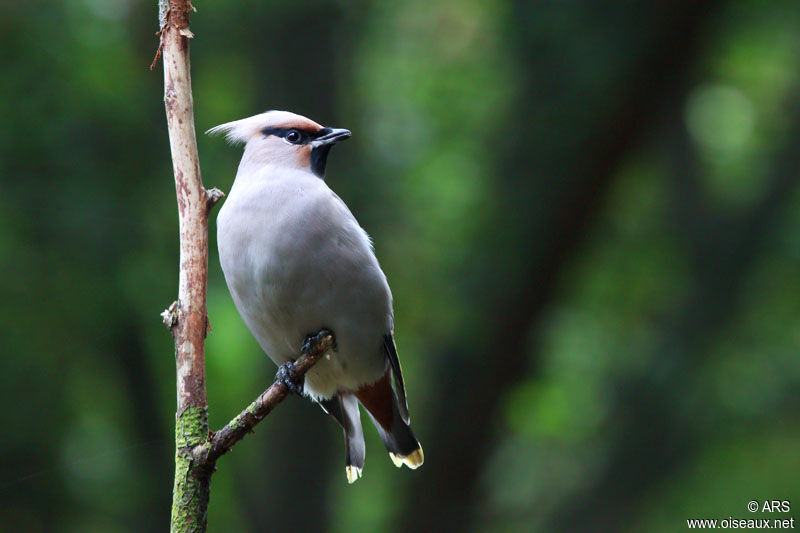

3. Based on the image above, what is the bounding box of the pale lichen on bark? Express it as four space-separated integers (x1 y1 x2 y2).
171 406 211 533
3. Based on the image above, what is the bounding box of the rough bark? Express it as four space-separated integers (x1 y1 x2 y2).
151 2 331 531
154 1 218 531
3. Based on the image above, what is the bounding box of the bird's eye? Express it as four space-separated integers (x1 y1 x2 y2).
285 129 303 144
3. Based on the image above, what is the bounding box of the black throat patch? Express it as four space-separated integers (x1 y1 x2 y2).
310 145 332 178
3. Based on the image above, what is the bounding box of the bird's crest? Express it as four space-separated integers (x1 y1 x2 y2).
206 110 323 145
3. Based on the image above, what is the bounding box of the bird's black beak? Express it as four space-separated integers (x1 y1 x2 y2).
310 128 351 178
312 127 352 147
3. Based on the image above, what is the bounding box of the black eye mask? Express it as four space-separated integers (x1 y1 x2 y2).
260 127 336 178
260 127 332 145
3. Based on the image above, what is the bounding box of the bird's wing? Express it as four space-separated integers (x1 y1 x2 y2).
383 334 409 423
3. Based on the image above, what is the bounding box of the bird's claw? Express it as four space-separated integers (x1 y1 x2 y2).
279 329 335 395
276 361 304 395
301 328 335 355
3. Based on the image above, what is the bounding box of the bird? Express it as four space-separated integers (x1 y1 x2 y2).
209 110 423 483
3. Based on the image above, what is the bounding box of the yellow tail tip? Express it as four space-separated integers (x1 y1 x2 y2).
345 465 363 484
389 446 424 469
404 447 424 469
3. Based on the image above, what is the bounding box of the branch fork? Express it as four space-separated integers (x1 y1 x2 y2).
161 300 180 330
205 187 225 212
192 331 335 469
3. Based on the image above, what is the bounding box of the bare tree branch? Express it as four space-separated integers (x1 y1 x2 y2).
155 3 329 531
193 333 335 467
159 0 209 415
156 0 215 530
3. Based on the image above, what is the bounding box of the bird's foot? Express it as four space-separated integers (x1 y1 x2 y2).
301 328 335 355
276 361 304 396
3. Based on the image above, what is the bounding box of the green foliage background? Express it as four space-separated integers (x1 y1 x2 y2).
1 1 799 531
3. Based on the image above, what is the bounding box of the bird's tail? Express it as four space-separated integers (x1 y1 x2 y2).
318 393 366 484
355 370 424 469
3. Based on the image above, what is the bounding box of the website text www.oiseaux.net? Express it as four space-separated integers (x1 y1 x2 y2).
687 518 795 529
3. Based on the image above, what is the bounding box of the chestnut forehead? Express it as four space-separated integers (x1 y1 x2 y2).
272 118 323 133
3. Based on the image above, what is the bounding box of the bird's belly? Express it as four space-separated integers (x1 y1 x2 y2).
219 225 389 400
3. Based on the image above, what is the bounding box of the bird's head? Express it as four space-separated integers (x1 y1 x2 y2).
207 110 351 178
